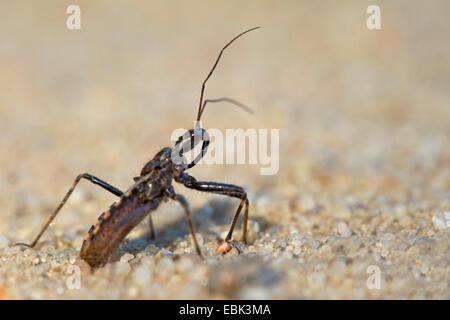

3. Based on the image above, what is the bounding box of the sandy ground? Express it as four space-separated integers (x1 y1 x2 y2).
0 1 449 299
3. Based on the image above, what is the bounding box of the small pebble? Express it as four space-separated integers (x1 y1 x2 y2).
180 241 189 248
337 222 352 237
120 253 134 263
432 212 449 230
144 244 159 255
23 248 37 259
216 242 233 254
0 235 10 250
291 239 302 248
305 240 321 249
275 239 287 248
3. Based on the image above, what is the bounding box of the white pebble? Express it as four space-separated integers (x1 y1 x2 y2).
292 239 302 248
432 212 450 230
0 235 10 250
179 241 188 248
120 253 134 263
337 222 352 237
308 240 321 249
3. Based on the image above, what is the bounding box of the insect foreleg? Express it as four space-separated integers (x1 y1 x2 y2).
176 173 249 243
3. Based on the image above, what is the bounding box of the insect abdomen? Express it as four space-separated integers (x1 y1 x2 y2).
80 190 161 268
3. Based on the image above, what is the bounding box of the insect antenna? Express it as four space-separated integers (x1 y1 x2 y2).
196 26 260 121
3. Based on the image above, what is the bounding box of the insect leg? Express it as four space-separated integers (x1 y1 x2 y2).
148 215 156 240
168 192 202 257
15 173 123 248
176 173 249 243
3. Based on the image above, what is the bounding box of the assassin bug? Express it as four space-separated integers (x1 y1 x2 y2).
16 27 259 268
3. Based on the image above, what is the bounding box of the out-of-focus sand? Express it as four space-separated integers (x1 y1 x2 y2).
0 1 448 299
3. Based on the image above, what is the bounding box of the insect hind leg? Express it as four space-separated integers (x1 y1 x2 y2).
15 173 123 248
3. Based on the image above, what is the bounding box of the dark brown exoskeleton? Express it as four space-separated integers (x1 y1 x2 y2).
16 27 259 268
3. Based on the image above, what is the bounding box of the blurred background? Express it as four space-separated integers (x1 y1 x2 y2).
0 1 448 299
